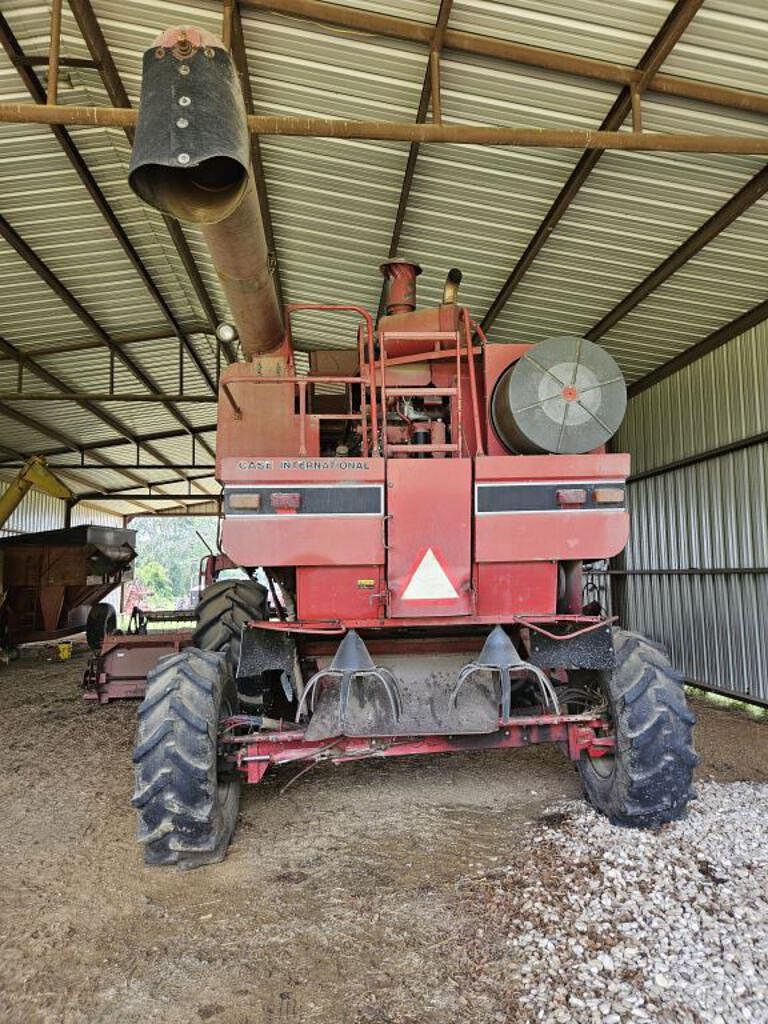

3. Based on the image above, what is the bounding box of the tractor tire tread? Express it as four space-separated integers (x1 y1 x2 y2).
131 647 239 868
86 601 117 652
194 581 267 670
579 629 698 828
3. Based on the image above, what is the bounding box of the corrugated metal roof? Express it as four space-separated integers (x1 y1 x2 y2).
1 0 768 513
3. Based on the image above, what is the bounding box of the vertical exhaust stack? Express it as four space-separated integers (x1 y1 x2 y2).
128 27 283 359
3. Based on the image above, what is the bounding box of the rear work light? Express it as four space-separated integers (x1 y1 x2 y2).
271 492 301 513
593 488 625 504
229 493 261 510
556 488 587 507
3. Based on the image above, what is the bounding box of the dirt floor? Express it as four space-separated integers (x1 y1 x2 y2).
1 651 766 1024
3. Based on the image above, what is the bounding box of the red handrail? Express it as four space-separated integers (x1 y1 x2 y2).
284 303 378 454
235 304 486 460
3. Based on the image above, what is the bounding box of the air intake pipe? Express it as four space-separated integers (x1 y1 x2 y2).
128 27 282 359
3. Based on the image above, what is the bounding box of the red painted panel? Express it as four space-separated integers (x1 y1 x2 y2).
222 516 384 567
215 356 321 474
476 562 557 616
476 510 630 562
298 566 384 620
387 459 472 618
483 343 530 456
475 453 630 482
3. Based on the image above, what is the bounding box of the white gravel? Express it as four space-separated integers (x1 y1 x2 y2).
461 782 768 1024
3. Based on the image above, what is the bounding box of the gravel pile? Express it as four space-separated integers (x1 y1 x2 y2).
459 782 768 1024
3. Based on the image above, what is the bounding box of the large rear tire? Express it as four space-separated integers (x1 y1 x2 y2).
132 648 239 868
193 580 267 671
578 630 697 828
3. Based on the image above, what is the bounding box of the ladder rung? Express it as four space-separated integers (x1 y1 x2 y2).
313 413 363 420
386 443 458 453
384 387 457 397
379 331 459 341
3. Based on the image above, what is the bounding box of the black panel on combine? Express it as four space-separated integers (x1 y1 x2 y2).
528 625 615 670
476 483 625 513
225 487 382 516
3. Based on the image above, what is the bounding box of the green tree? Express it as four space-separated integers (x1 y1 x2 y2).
135 559 174 608
132 516 220 608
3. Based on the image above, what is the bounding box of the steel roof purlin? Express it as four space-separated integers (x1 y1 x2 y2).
376 0 454 321
229 0 285 314
0 423 219 467
0 332 211 500
628 296 768 399
239 0 768 118
586 163 768 343
0 212 217 465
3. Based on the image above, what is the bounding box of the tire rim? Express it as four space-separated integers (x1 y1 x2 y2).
585 703 616 779
217 690 238 798
586 747 616 779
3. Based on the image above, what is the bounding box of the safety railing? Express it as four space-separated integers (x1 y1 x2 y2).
378 308 485 457
221 303 487 458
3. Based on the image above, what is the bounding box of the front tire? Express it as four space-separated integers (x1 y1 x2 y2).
132 648 239 868
578 630 697 827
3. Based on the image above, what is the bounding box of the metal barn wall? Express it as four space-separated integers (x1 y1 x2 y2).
615 323 768 704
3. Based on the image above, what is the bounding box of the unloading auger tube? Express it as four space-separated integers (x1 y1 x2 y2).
128 26 282 359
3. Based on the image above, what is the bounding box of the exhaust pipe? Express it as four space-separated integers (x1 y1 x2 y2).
442 267 462 305
128 27 283 359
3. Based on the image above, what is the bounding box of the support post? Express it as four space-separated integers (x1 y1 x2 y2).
47 0 63 105
429 50 442 124
631 84 642 132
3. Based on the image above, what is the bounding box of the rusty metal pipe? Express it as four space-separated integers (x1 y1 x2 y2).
127 27 282 358
380 259 421 315
46 0 63 105
7 101 768 153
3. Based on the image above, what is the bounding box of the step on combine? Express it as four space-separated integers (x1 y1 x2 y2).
127 27 696 868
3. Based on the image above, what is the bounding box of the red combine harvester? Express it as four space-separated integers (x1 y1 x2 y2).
127 27 696 867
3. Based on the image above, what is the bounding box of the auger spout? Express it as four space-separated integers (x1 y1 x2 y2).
128 26 283 359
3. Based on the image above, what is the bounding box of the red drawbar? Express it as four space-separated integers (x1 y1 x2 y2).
229 714 616 785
